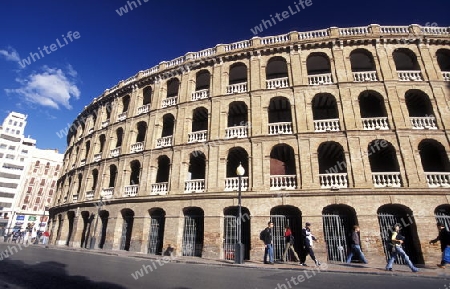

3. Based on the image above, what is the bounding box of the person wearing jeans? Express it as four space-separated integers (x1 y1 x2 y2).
282 225 300 262
385 224 419 272
346 225 368 264
262 221 274 264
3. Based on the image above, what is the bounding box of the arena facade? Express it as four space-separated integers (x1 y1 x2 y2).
50 24 450 265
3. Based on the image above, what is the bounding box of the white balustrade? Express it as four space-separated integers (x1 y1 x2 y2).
124 185 139 197
339 27 368 36
268 122 293 135
184 179 205 193
166 56 185 68
117 112 127 122
353 71 378 82
224 177 249 191
308 73 333 85
191 89 209 101
319 173 348 189
102 120 110 128
261 34 289 45
101 188 114 198
225 126 248 139
72 194 78 202
130 142 144 153
85 191 94 200
397 71 423 81
380 26 409 34
151 182 168 195
298 29 329 39
137 104 150 114
362 117 389 130
80 159 86 166
266 77 289 89
410 116 437 129
224 40 250 51
314 119 340 132
161 96 178 108
425 172 450 188
142 65 159 77
192 48 216 59
372 172 402 188
93 153 102 162
188 130 207 143
226 82 248 94
88 128 94 135
110 147 121 158
156 136 173 148
443 72 450 81
123 75 137 86
421 26 449 35
270 175 297 190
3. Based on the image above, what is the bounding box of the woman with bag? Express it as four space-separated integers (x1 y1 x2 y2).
430 222 450 268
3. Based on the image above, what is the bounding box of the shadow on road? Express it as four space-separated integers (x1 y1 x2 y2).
0 258 126 289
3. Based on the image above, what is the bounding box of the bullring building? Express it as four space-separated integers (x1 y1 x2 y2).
50 24 450 266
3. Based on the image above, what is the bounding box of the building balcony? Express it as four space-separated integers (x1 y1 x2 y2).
124 185 139 197
110 147 121 158
102 120 110 128
443 71 450 81
86 191 94 200
372 172 402 188
80 159 86 166
425 172 450 188
93 153 102 162
72 194 78 202
308 73 333 85
319 173 348 189
156 136 173 148
88 128 94 135
224 177 249 191
410 116 437 129
266 77 289 89
191 89 209 101
162 96 178 108
130 142 144 153
226 82 247 94
184 179 205 193
117 112 127 122
353 71 378 82
362 117 389 130
188 130 207 143
101 188 114 198
137 104 150 115
151 182 168 195
397 70 423 81
225 125 248 139
268 122 293 135
314 119 340 132
270 175 297 190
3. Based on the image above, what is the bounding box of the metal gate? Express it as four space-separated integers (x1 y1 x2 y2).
182 215 203 257
120 217 132 251
322 214 349 263
223 216 237 260
270 215 289 261
435 213 450 230
377 213 406 264
148 216 165 255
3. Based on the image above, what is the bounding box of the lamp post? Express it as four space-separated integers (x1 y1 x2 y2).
89 192 104 249
235 163 245 264
40 202 50 232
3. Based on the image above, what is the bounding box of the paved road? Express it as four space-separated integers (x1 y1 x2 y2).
0 244 446 289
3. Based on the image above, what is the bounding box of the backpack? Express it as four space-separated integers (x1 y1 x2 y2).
259 229 266 241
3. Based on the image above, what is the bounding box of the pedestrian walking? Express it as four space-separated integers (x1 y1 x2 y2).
429 222 450 268
346 225 368 264
300 222 320 266
260 221 274 264
282 225 300 262
42 230 50 246
31 228 37 244
385 224 419 272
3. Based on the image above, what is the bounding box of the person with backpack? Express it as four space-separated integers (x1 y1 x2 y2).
385 224 419 272
429 222 450 268
282 225 300 263
300 222 320 266
346 225 368 264
260 221 274 264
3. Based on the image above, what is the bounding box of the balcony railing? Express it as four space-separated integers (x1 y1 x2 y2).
86 191 94 200
93 153 102 162
80 159 86 166
137 104 150 114
191 89 209 101
184 179 205 193
124 185 139 197
101 188 114 198
226 82 247 94
224 177 249 191
372 172 402 188
266 77 289 89
308 73 333 85
268 122 293 135
353 71 378 82
362 117 389 130
88 128 94 135
298 29 329 39
151 182 168 195
117 112 127 122
410 116 437 129
188 130 207 143
225 126 248 139
270 175 297 190
110 147 121 158
314 119 340 132
339 26 368 36
319 173 348 189
72 194 78 202
130 142 144 153
397 70 423 81
443 71 450 81
161 96 178 108
102 120 110 128
156 136 173 148
425 172 450 188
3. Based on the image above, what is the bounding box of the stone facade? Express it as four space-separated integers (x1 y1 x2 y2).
50 24 450 266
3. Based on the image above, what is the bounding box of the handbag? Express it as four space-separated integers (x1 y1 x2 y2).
444 247 450 263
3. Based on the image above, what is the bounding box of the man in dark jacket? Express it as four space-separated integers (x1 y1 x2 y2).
346 225 368 264
300 222 320 266
430 222 450 268
262 221 274 264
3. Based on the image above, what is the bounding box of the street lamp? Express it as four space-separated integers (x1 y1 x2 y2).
235 163 245 264
89 192 105 249
40 201 50 232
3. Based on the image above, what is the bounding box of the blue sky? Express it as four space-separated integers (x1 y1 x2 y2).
0 0 448 153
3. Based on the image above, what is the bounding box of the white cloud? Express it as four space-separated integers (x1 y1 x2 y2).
5 66 80 110
0 47 20 63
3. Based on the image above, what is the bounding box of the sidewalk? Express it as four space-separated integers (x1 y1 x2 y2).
42 244 448 279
